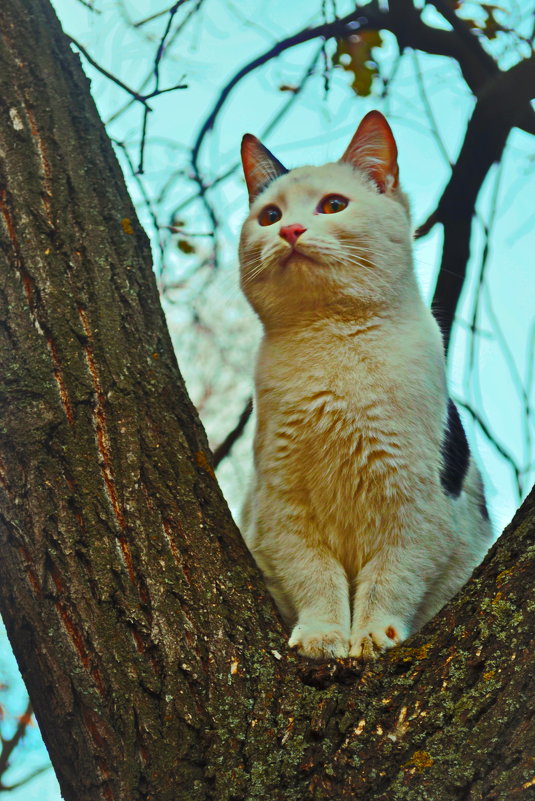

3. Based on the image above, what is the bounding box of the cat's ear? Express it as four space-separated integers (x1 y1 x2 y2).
241 134 288 203
340 111 399 193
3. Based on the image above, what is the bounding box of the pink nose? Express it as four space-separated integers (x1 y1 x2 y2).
279 223 307 246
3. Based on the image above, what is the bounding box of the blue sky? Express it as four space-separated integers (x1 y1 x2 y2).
1 1 533 796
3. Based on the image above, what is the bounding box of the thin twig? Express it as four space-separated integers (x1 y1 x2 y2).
112 139 165 267
465 162 504 430
76 0 101 12
68 36 152 106
137 106 151 174
153 0 189 91
0 700 33 781
167 42 323 221
69 37 186 113
0 764 51 792
134 3 182 28
190 9 378 170
412 50 451 166
414 211 438 239
455 399 523 499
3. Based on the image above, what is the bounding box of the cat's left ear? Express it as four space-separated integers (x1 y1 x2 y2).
340 111 399 193
241 134 288 203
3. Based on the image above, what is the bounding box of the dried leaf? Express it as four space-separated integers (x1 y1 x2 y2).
351 64 375 97
332 32 382 97
481 5 506 39
177 239 196 254
16 711 34 728
359 29 382 49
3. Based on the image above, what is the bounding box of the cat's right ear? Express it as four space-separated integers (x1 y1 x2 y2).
241 134 288 204
340 111 399 194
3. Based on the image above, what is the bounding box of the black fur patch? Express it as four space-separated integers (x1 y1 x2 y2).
479 495 490 520
440 399 469 497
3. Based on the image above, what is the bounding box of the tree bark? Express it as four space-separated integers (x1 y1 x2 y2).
0 2 533 801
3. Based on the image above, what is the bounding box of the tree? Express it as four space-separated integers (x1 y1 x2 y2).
0 1 533 799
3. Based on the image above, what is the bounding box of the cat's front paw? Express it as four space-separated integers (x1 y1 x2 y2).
289 623 349 660
349 621 407 661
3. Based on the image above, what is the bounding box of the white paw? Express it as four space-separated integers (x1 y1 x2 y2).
289 623 349 660
349 621 407 661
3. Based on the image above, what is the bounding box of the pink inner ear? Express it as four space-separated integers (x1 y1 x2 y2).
241 134 287 202
241 135 259 188
241 134 263 201
341 111 399 192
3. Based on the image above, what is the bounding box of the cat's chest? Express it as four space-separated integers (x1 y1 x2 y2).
253 325 444 493
255 341 402 476
255 330 388 429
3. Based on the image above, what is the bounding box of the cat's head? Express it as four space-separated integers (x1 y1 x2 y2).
239 111 413 329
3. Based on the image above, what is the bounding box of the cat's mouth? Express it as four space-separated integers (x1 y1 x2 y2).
280 246 317 267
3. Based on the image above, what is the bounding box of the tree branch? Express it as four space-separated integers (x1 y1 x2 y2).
0 700 33 785
431 54 535 351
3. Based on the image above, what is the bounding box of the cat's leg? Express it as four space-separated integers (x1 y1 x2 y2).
252 534 351 660
286 544 351 659
349 543 433 660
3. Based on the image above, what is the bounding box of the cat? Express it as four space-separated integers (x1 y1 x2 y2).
238 110 492 660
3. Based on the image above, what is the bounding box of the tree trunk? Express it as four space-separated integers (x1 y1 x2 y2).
0 2 533 800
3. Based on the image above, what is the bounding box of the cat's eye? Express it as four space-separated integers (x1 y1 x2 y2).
258 205 282 226
318 194 348 214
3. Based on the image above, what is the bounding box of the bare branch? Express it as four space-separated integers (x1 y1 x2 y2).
389 0 535 134
68 36 153 107
69 36 188 109
190 3 387 171
0 700 35 789
0 764 50 793
75 0 101 12
431 54 535 351
152 1 189 91
134 3 180 28
213 399 253 469
455 399 523 499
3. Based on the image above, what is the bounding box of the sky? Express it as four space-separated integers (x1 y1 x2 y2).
1 1 534 797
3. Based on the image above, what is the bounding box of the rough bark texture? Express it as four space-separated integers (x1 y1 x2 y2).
0 2 533 801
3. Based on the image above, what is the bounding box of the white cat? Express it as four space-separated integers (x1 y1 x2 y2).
239 111 492 660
